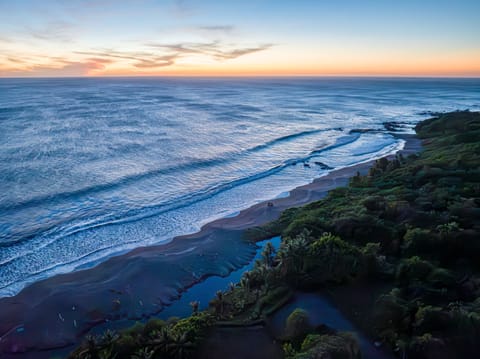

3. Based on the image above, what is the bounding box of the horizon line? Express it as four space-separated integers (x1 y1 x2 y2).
1 74 480 80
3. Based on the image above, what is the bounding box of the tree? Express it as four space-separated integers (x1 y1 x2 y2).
255 263 270 290
305 232 362 283
100 330 119 347
168 332 195 359
131 347 154 359
189 301 199 315
240 271 251 293
152 326 172 355
261 241 276 268
213 290 224 317
278 230 310 275
76 334 99 359
98 347 117 359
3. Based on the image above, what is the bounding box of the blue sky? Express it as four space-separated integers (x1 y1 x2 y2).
1 0 479 76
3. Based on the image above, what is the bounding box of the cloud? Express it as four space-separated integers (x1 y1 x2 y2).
199 25 234 32
85 57 114 65
133 54 178 68
42 60 108 75
75 49 156 61
212 45 274 60
145 42 210 55
2 38 274 76
75 49 181 69
0 36 12 43
147 41 274 61
72 40 273 71
196 25 234 34
24 20 75 42
1 57 112 77
6 56 28 64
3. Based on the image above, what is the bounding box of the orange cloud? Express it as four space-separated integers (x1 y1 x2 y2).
0 58 113 77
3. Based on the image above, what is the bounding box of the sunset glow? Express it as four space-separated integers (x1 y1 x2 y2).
1 0 479 77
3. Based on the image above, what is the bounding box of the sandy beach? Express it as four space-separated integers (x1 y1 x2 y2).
0 133 421 358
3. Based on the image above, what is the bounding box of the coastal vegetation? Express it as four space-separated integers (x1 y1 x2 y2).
69 111 480 359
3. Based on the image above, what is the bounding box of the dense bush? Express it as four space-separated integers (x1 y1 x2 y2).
284 332 361 359
284 308 312 344
272 111 480 358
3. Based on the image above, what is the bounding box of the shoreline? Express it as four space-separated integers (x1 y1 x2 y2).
0 133 422 357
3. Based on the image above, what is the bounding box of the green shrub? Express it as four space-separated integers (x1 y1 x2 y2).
403 227 435 256
296 333 361 359
414 306 452 334
143 318 166 336
396 256 434 285
171 312 215 343
285 308 312 344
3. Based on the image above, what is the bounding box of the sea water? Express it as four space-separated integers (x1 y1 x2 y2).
1 77 479 296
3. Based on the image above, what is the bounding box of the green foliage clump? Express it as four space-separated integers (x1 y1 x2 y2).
414 305 451 333
69 312 214 359
284 332 361 359
403 227 435 256
396 256 434 284
170 312 215 343
285 308 312 344
251 111 480 358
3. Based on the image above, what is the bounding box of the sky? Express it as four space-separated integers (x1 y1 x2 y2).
0 0 479 77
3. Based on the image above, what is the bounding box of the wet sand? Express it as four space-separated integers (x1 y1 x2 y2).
0 134 421 357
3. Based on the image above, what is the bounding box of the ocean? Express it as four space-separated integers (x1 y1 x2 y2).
1 77 479 297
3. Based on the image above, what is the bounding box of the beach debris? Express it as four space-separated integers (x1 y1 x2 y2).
349 128 378 133
16 326 25 333
72 305 76 311
267 201 274 207
58 313 65 322
383 121 409 132
374 340 383 348
73 320 77 328
313 161 334 170
139 300 143 306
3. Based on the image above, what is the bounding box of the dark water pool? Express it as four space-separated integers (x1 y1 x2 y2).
271 292 395 359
